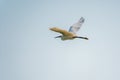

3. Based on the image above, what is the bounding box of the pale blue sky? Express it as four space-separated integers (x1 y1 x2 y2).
0 0 120 80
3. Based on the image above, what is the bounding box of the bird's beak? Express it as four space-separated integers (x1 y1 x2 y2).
55 36 61 38
84 37 89 40
74 36 89 40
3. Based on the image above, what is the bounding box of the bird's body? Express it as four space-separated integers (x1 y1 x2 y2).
50 27 76 40
50 17 88 40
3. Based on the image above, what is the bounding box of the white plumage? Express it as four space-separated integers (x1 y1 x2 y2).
69 17 84 33
50 17 88 40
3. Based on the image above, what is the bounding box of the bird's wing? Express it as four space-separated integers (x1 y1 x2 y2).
69 17 85 34
50 27 74 36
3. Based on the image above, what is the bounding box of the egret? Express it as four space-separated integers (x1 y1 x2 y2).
50 17 88 40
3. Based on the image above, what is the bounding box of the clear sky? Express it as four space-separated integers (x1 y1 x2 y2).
0 0 120 80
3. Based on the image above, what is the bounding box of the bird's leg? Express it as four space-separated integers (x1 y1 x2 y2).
55 35 62 38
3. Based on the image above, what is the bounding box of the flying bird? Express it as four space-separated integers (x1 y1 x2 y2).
50 17 88 40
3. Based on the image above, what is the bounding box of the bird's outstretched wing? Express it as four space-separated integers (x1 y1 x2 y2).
69 17 85 34
50 27 74 36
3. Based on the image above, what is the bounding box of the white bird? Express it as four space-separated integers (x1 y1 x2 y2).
50 17 88 41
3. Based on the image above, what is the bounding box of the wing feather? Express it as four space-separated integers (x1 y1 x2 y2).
69 17 85 34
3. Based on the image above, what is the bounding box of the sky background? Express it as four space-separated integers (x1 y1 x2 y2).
0 0 120 80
